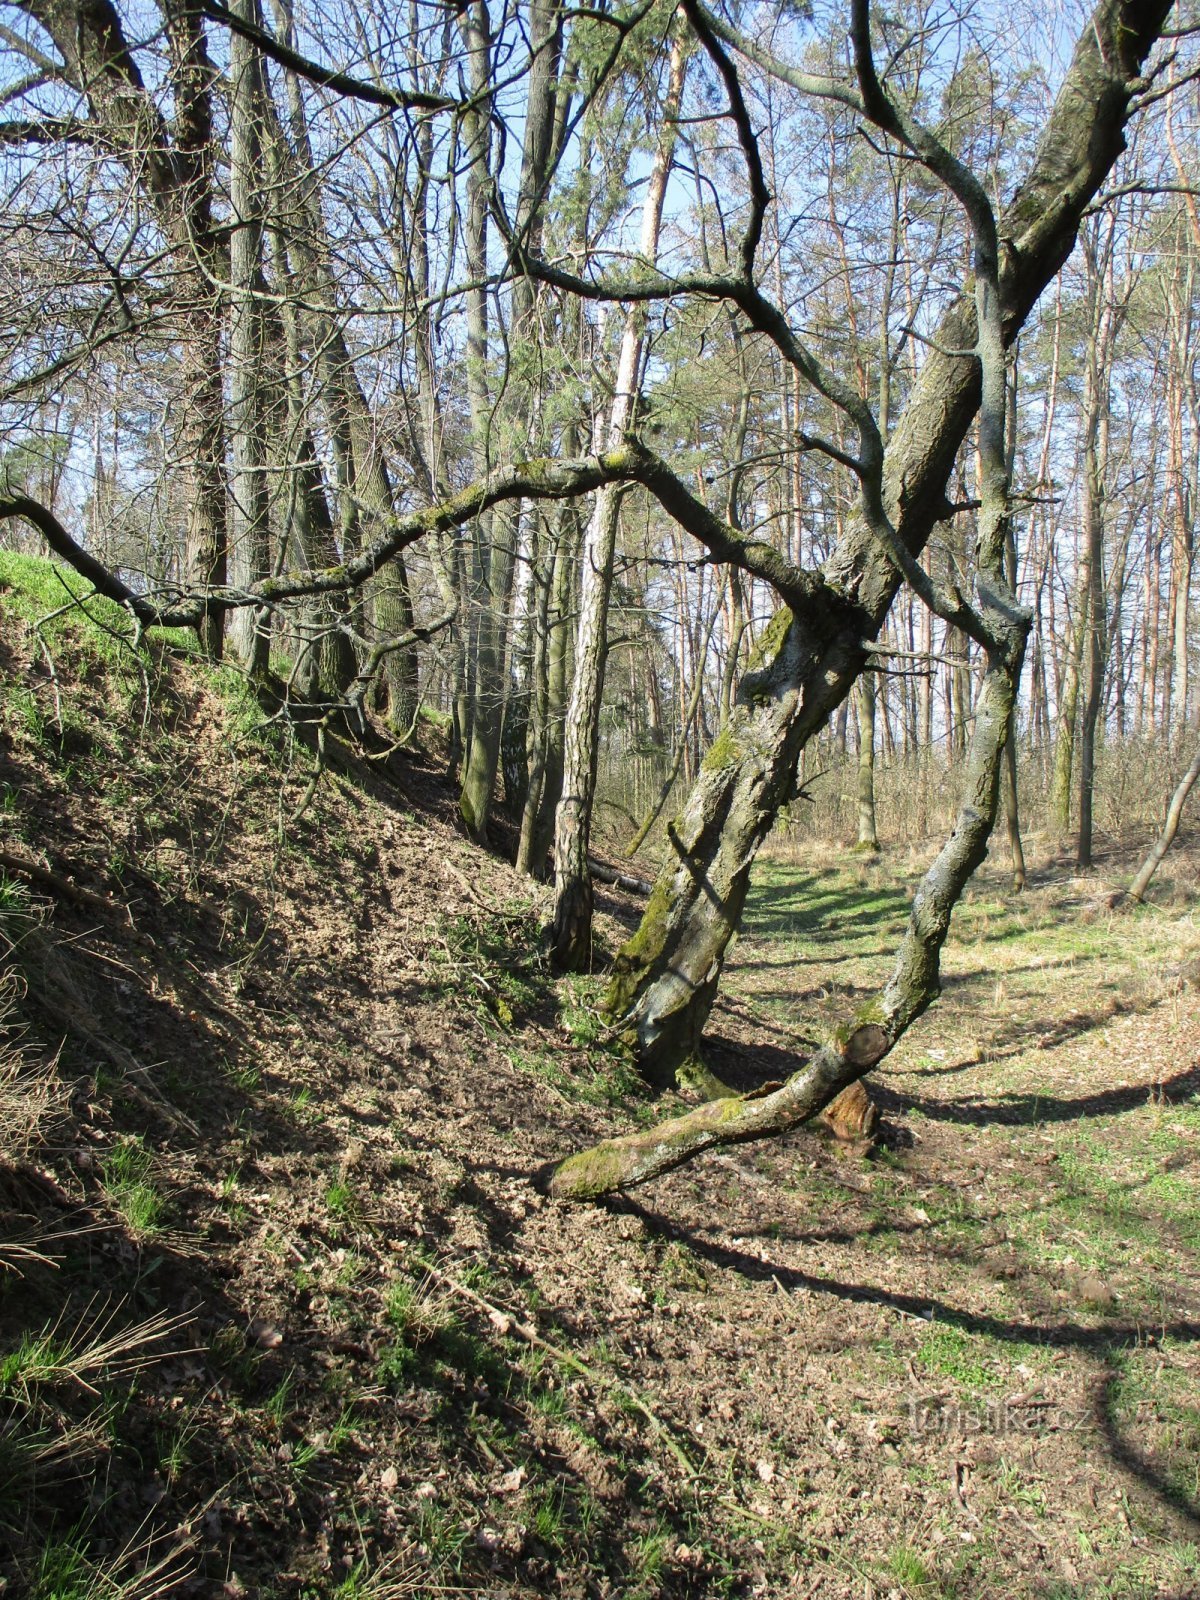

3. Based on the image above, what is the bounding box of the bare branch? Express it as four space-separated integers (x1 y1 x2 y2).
199 0 458 112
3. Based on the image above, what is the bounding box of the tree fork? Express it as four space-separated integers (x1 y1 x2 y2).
543 638 1024 1201
598 0 1173 1084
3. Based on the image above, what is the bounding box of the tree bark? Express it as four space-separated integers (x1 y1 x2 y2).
853 674 880 852
1050 559 1087 835
228 0 271 676
458 0 563 838
1128 745 1200 903
600 0 1171 1085
546 629 1026 1199
1077 226 1120 867
18 0 230 654
999 387 1027 891
552 26 686 966
1000 732 1026 891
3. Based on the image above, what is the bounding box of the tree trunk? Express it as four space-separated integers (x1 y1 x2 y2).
853 674 880 852
518 496 579 875
548 629 1026 1199
228 0 271 677
1077 227 1119 868
181 326 228 660
552 27 686 967
1076 503 1106 867
998 364 1026 890
269 0 419 709
458 0 562 839
1000 732 1026 891
1050 562 1087 835
516 512 556 874
1128 745 1200 902
600 0 1170 1083
262 104 355 700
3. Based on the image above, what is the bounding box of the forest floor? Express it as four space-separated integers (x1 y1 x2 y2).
1 550 1198 1600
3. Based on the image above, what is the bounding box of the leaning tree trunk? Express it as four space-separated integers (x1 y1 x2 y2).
1128 743 1200 903
600 0 1171 1084
547 627 1027 1199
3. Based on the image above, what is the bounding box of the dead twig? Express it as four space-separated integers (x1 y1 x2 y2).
0 844 122 915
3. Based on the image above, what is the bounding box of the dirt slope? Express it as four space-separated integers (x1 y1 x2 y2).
1 551 1199 1600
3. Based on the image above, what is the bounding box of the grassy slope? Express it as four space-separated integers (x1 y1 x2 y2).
1 551 1198 1600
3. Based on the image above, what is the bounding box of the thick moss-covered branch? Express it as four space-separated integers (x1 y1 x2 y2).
1 442 831 637
545 635 1025 1201
601 0 1172 1084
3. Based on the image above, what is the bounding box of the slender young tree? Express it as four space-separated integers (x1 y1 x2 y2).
552 21 687 967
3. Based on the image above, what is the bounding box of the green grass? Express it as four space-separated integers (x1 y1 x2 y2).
29 1535 100 1600
1106 1349 1200 1509
286 1086 320 1124
0 869 33 917
507 1041 644 1107
0 551 305 806
414 1497 469 1578
23 1529 189 1599
1002 1113 1200 1283
529 1483 567 1553
324 1179 358 1223
264 1370 296 1428
432 904 548 1030
221 1057 261 1094
0 550 196 660
996 1458 1049 1516
0 1329 73 1397
101 1138 165 1237
377 1272 455 1387
882 1543 938 1593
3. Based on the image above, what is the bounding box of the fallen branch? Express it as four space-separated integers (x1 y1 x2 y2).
586 857 653 897
0 845 122 916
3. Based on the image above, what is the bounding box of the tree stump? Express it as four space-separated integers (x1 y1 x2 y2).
817 1079 879 1144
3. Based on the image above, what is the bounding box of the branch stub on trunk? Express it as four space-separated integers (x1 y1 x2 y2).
843 1022 889 1070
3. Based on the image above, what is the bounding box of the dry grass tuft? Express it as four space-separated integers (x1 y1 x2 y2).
0 970 61 1157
